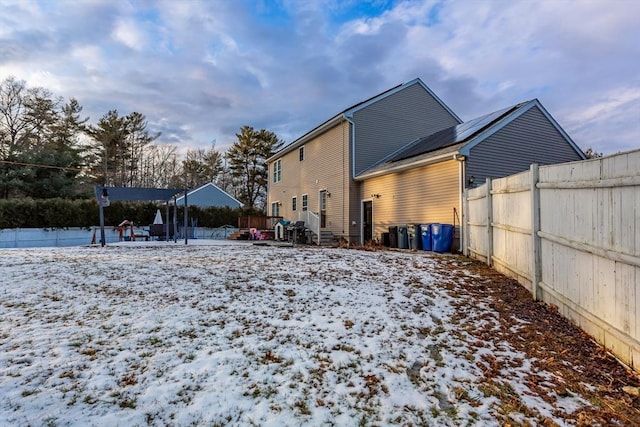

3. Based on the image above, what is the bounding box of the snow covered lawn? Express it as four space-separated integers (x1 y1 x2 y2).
0 243 632 426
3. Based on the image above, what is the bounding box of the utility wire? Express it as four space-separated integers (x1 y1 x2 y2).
0 159 84 172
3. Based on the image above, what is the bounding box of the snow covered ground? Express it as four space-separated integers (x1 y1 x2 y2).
0 242 592 426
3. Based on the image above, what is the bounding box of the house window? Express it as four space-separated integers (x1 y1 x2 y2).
302 194 308 211
271 201 280 217
292 196 297 211
273 159 282 183
299 146 305 161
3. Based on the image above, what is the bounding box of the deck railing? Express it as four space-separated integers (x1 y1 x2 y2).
237 216 283 230
298 210 320 245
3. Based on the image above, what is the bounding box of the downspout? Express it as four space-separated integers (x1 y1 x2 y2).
344 114 356 180
455 154 466 254
344 114 356 243
342 121 346 237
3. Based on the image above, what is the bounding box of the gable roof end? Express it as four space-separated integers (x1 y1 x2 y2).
458 99 586 159
343 78 462 123
267 78 460 163
175 182 244 207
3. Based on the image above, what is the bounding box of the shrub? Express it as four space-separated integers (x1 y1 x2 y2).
0 198 253 229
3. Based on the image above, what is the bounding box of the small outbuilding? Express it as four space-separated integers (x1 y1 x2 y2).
175 183 243 208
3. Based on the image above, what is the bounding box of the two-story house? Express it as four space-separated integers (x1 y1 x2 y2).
266 78 460 244
267 78 585 246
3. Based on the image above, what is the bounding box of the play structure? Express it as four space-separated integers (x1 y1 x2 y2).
116 220 149 241
94 186 187 247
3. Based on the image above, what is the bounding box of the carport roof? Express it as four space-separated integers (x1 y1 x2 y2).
94 186 184 202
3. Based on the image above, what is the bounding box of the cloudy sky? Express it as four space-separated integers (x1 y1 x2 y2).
1 0 638 156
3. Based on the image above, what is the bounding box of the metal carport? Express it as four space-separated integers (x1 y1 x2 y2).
94 186 188 247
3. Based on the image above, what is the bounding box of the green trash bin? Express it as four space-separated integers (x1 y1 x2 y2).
397 225 409 249
408 224 422 250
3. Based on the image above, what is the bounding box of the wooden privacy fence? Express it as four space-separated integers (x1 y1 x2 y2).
464 150 640 371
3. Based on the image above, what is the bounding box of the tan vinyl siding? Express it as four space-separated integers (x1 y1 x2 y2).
362 160 460 239
353 83 460 176
268 122 353 239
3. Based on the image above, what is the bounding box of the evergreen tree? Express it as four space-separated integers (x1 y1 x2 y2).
227 126 282 209
87 110 159 187
87 110 127 186
0 77 88 198
24 98 88 198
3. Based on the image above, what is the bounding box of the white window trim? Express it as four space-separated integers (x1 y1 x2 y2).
271 201 280 217
319 189 327 211
302 193 308 211
292 196 297 211
273 159 282 183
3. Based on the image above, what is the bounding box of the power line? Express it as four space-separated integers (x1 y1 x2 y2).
0 159 84 172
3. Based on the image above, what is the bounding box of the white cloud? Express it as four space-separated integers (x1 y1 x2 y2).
561 84 640 152
570 86 640 124
0 0 637 155
112 18 146 50
71 45 105 71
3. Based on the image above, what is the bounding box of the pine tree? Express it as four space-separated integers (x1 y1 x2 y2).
226 126 282 209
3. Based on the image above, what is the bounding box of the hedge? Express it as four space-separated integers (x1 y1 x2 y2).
0 198 259 229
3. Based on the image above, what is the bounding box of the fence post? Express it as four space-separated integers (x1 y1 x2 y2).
530 164 542 300
462 189 469 256
486 178 493 266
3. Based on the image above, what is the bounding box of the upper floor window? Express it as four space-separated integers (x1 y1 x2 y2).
292 196 297 211
273 159 282 183
271 201 280 217
299 146 305 161
302 194 308 211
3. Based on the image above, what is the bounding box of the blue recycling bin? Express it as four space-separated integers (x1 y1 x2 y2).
432 223 454 253
420 224 432 251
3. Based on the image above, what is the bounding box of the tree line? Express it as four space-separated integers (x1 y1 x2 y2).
0 76 283 210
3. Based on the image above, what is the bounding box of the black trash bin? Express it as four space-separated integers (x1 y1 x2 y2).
382 232 390 247
388 226 398 248
397 225 409 249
